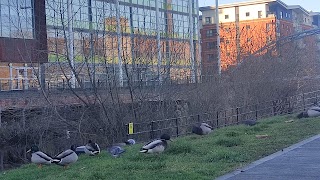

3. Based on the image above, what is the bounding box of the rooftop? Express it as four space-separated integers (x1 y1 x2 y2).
287 5 309 15
199 0 287 11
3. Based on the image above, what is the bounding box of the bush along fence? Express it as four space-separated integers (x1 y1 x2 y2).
125 90 320 142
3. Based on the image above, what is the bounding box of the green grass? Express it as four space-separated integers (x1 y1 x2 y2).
2 115 320 180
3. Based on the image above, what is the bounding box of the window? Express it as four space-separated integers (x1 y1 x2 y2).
246 25 251 30
258 11 262 18
205 17 212 24
207 42 216 49
266 36 272 43
246 12 250 17
280 11 283 19
0 0 34 39
226 39 230 44
206 29 216 37
285 13 288 18
207 54 215 61
226 52 231 56
266 23 271 32
225 15 229 19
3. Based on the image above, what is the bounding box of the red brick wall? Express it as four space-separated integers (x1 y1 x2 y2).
200 17 277 73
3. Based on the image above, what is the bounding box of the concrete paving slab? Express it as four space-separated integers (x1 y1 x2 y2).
216 134 320 180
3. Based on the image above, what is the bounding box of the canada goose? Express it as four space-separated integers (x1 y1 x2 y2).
140 134 172 153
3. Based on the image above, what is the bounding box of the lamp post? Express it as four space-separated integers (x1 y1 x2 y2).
215 0 221 75
67 0 76 88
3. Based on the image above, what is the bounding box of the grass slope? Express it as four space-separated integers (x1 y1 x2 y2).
2 115 320 180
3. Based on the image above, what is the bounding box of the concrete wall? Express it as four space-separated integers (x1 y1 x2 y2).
238 4 267 21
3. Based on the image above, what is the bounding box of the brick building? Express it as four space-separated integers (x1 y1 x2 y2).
200 0 320 76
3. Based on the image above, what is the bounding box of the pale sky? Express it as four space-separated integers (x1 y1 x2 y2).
198 0 320 12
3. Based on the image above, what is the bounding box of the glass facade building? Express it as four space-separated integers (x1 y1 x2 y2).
0 0 34 39
45 0 200 84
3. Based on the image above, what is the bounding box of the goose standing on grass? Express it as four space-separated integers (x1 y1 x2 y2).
84 140 101 155
140 134 172 154
192 122 213 135
27 145 53 168
297 105 320 119
52 145 78 168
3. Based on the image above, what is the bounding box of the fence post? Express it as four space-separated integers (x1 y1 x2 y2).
150 121 155 140
175 118 179 137
9 63 13 90
224 110 227 127
126 124 129 140
236 107 239 124
302 93 306 111
216 111 219 129
255 104 258 120
197 114 200 122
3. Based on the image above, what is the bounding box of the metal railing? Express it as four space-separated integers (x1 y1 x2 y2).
126 90 320 142
0 63 196 91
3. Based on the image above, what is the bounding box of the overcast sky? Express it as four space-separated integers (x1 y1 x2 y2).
198 0 319 12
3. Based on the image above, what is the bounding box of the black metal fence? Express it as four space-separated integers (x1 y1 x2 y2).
126 89 320 142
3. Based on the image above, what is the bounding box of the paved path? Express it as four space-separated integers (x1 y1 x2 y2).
216 134 320 180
